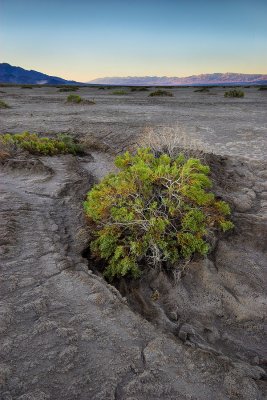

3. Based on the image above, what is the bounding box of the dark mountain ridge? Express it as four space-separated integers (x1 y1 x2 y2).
0 63 82 85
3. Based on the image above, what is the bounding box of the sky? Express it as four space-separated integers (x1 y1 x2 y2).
1 0 267 82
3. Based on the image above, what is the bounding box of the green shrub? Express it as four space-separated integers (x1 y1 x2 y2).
149 90 173 97
258 86 267 91
194 87 210 93
84 148 234 280
224 89 244 98
21 85 33 89
0 100 10 108
58 87 79 92
111 89 127 95
67 94 82 103
0 132 83 156
66 94 95 105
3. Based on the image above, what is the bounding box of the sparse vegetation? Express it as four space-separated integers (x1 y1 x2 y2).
111 89 127 95
131 87 149 92
21 85 33 89
224 89 244 98
0 132 83 156
66 94 95 104
149 90 173 97
194 87 210 93
0 100 10 108
58 86 79 92
67 94 82 103
84 148 234 280
258 86 267 91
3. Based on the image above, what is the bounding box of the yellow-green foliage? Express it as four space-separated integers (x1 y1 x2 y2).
224 89 244 98
0 100 10 108
84 148 234 279
0 132 82 155
67 94 82 103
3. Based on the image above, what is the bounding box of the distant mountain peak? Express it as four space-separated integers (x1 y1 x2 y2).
89 73 267 86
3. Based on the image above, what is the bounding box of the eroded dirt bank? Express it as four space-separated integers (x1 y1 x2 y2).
0 148 266 399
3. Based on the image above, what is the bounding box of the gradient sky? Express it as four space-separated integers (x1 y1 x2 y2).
1 0 267 82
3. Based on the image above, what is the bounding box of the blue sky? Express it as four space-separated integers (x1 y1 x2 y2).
1 0 267 81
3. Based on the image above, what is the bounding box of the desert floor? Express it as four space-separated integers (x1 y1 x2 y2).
0 86 266 400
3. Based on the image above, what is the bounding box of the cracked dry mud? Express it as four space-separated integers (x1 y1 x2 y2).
0 87 267 399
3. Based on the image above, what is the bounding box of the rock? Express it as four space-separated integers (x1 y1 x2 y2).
232 188 256 212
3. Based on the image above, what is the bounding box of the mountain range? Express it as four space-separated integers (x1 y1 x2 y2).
89 73 267 86
1 63 267 86
0 63 81 85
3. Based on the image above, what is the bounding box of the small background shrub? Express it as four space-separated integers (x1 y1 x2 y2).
0 132 83 156
224 89 244 98
258 86 267 91
131 87 149 92
21 85 33 89
194 87 209 93
66 94 95 104
149 90 173 97
58 86 79 92
67 94 82 103
0 100 10 109
84 148 234 280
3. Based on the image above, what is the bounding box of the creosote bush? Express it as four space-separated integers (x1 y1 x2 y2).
21 85 33 89
67 94 82 103
0 100 10 108
149 90 173 97
84 148 234 280
224 89 244 98
66 94 95 104
0 132 83 156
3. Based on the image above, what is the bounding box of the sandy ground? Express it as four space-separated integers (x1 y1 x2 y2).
0 86 266 159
